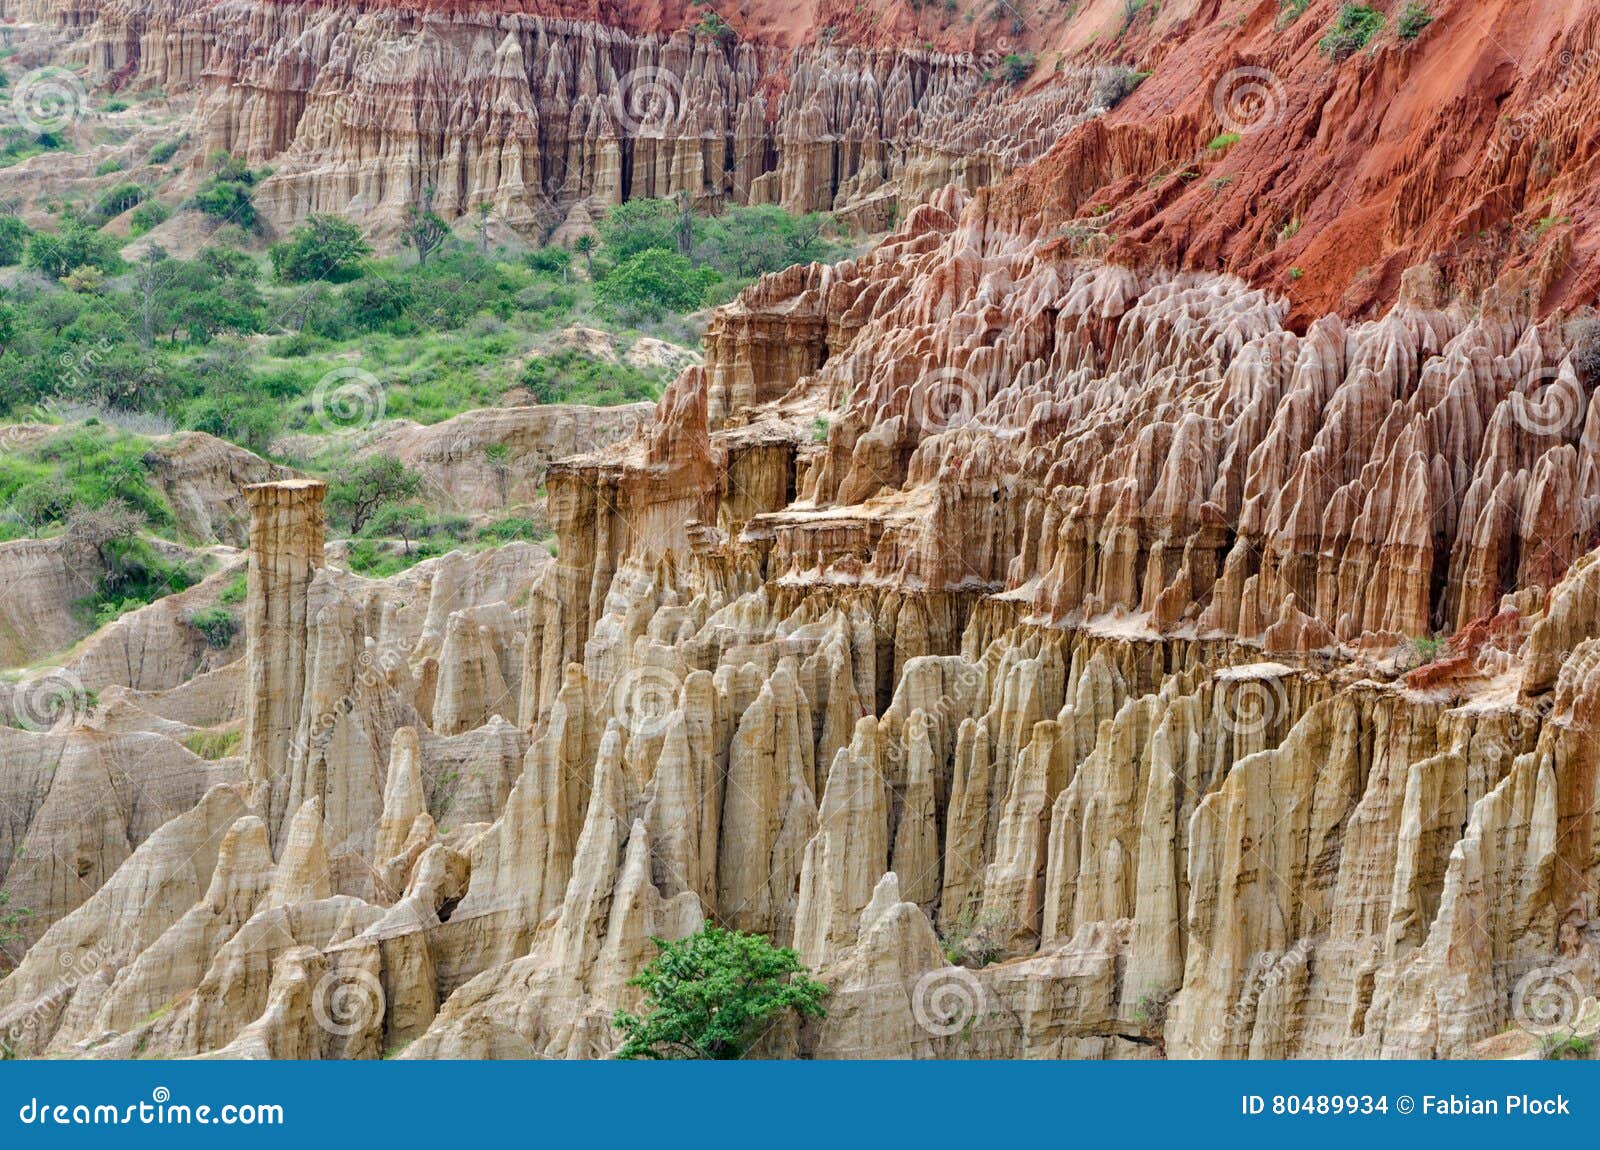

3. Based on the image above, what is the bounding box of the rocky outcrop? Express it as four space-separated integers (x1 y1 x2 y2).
55 3 1108 239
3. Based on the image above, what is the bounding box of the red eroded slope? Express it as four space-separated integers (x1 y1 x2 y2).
1003 0 1600 324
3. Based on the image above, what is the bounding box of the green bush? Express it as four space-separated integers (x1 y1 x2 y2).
270 214 372 283
188 162 258 229
594 249 716 320
128 200 169 236
519 346 664 406
186 604 238 648
92 181 144 222
25 217 125 279
183 729 241 760
1206 132 1241 151
612 922 828 1059
1319 3 1385 58
596 198 682 261
1 889 33 953
147 136 183 165
476 516 541 544
0 426 174 537
1397 1 1432 39
219 572 248 604
1000 52 1035 84
0 214 30 265
524 247 571 275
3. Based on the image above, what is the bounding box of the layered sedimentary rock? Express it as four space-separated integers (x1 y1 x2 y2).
5 0 1600 1065
52 2 1106 237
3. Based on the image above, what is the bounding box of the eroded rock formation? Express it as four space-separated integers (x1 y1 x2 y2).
5 0 1600 1065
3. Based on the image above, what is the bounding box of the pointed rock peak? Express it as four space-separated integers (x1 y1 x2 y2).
268 797 331 907
860 872 908 934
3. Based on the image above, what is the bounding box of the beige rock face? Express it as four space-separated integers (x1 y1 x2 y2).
53 6 1109 239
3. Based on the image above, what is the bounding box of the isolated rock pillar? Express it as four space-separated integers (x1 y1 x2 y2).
242 479 326 846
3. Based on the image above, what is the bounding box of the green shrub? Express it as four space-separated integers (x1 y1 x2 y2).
524 247 571 275
92 181 144 222
186 153 261 228
94 157 125 176
1540 1033 1593 1060
269 214 372 283
1277 0 1312 24
219 572 248 604
612 922 828 1059
0 214 30 265
186 604 238 648
183 729 241 760
999 51 1035 84
128 200 169 236
25 217 125 279
1206 132 1241 151
519 347 664 406
1397 1 1432 39
596 197 681 260
1 889 33 953
147 136 183 165
1319 3 1385 58
594 249 716 320
476 516 541 544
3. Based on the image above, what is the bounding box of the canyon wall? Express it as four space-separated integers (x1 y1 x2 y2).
40 0 1104 237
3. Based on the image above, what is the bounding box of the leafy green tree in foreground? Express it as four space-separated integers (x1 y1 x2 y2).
613 922 827 1059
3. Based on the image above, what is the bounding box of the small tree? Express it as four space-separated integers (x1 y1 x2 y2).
404 189 449 267
572 233 597 276
326 455 423 534
367 502 429 554
0 214 32 266
594 249 716 319
613 921 828 1059
270 214 372 283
